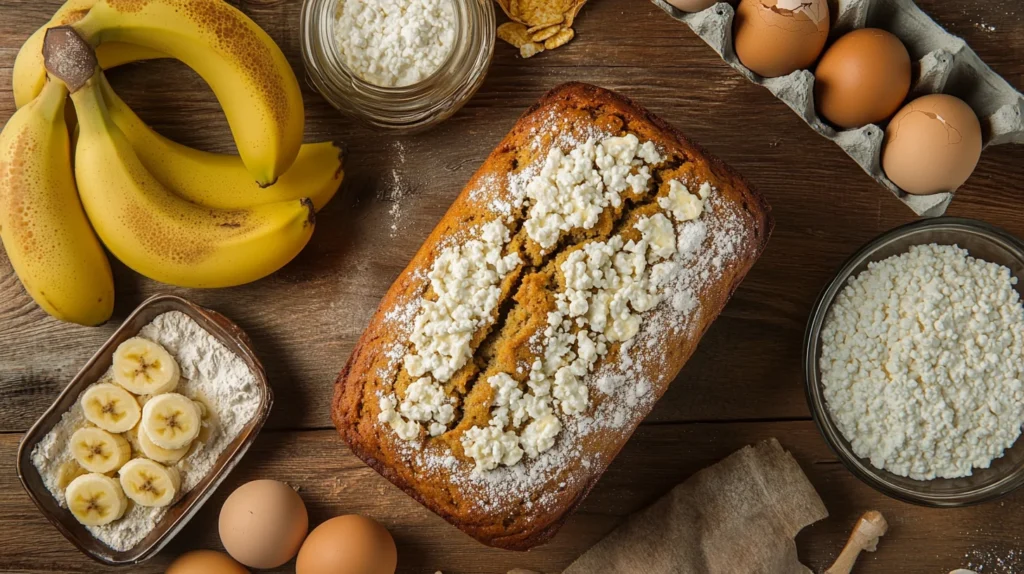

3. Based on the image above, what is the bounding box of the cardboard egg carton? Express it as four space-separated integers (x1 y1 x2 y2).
652 0 1024 216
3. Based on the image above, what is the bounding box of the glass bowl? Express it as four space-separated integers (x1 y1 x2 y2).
300 0 495 132
804 217 1024 507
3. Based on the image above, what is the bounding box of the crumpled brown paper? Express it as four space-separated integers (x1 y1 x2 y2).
530 439 828 574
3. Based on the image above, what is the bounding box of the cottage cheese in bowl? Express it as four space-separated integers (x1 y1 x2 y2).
820 243 1024 481
334 0 457 87
302 0 494 131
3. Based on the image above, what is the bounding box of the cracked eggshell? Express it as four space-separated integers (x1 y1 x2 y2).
654 0 1024 215
667 0 720 12
733 0 830 78
882 94 982 195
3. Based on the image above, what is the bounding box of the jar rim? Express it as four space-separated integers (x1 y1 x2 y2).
300 0 496 132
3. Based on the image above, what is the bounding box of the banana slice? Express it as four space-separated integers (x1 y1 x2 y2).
57 461 87 490
80 383 141 433
118 458 181 507
136 424 190 464
66 473 128 526
141 393 201 450
112 337 180 395
71 427 132 473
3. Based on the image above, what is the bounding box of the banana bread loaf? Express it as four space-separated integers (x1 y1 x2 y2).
332 82 773 550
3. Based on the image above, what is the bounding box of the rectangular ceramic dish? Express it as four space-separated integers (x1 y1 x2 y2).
16 294 272 566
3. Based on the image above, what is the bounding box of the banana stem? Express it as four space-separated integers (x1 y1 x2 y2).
42 26 99 94
35 79 70 122
67 75 110 138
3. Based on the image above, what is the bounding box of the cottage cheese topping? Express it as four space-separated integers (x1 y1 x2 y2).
520 135 663 250
461 206 708 472
378 377 455 439
461 425 523 470
333 0 456 87
659 180 710 222
380 220 520 440
820 244 1024 480
403 220 521 383
376 162 746 512
379 133 720 474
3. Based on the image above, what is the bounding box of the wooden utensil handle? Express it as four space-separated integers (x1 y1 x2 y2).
825 511 888 574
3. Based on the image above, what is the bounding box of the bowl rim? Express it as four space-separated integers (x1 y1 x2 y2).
803 216 1024 507
16 293 273 565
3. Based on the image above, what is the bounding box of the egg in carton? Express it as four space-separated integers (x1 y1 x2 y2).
652 0 1024 217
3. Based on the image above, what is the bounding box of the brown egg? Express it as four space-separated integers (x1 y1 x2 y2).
167 550 249 574
733 0 829 78
667 0 718 12
882 94 982 195
218 480 309 569
296 515 398 574
815 29 911 128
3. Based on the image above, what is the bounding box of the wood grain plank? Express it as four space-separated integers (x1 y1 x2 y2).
2 423 1023 573
1 0 1023 431
0 1 1021 573
0 5 1022 572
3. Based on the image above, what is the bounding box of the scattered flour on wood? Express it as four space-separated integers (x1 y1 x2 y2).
964 546 1024 573
385 141 409 238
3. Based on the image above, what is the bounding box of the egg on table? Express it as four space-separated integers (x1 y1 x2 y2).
218 479 309 569
882 94 983 195
815 28 911 128
166 550 249 574
296 515 398 574
667 0 719 12
733 0 830 78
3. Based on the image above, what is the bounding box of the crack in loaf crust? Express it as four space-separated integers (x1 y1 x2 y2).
332 82 773 550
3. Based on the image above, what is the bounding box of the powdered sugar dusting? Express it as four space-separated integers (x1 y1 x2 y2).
370 115 752 512
447 195 747 511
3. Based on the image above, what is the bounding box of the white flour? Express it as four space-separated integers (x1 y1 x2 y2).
385 141 409 238
333 0 456 87
821 244 1024 480
31 311 260 551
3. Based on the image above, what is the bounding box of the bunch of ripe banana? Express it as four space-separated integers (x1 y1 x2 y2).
66 337 206 524
0 0 345 326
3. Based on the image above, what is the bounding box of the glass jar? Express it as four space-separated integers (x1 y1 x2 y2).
300 0 495 132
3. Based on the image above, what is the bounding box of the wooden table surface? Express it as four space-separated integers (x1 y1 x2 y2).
2 0 1023 572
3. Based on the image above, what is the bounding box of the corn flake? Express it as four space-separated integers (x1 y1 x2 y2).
543 27 575 50
497 22 532 48
494 0 586 56
530 24 563 42
520 42 545 59
565 0 586 27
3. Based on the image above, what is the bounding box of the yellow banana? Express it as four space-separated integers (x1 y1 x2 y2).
0 79 114 325
44 28 316 289
72 0 305 186
12 0 164 108
99 76 343 211
68 74 315 288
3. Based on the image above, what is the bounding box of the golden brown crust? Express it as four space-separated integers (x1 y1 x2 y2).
333 82 773 550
